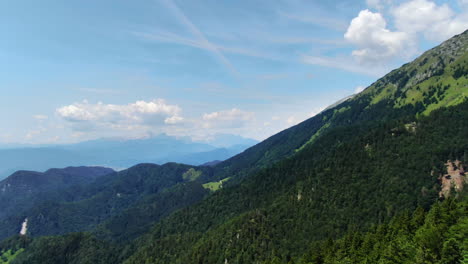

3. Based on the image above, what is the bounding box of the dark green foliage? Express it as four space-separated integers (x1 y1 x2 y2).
0 163 213 240
0 236 31 255
0 167 113 220
121 100 468 263
124 100 468 263
94 181 209 242
296 198 467 264
11 233 125 264
211 109 328 183
453 64 467 79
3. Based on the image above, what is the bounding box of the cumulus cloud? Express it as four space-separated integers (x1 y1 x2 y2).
341 0 467 67
55 100 260 141
57 99 183 131
392 0 468 41
164 115 184 125
344 9 415 65
202 108 254 129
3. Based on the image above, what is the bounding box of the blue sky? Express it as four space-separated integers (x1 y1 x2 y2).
1 0 467 144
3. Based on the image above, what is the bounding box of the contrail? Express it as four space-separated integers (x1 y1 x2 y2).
160 0 239 76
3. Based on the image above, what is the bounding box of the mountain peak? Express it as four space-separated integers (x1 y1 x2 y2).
355 30 467 115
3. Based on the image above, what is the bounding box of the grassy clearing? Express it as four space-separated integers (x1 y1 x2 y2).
0 249 24 264
370 83 397 105
182 168 202 181
202 178 230 192
295 122 331 153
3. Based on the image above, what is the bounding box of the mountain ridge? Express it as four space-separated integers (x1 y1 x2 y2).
0 134 258 179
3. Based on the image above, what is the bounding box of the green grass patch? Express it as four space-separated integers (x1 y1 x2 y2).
370 84 397 105
391 50 468 115
334 106 350 114
295 122 330 153
182 168 202 181
0 249 24 264
203 178 230 192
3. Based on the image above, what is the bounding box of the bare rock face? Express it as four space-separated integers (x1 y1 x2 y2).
439 160 467 198
19 218 28 236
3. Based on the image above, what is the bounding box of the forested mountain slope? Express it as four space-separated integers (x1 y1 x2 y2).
0 167 113 222
125 100 468 263
2 30 468 264
211 29 467 184
296 197 467 264
0 163 213 240
123 30 468 263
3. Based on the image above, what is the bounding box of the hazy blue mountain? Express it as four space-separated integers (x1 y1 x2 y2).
0 134 257 179
157 144 253 165
201 134 259 148
0 148 94 179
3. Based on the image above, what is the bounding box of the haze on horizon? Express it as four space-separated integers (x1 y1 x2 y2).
1 0 467 145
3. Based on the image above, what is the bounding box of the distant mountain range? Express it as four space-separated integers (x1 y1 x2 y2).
0 134 258 179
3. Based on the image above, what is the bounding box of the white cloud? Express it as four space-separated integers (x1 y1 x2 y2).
309 107 325 117
57 99 183 131
392 0 453 33
354 86 366 94
344 9 415 65
303 1 467 75
202 108 254 129
338 0 468 69
392 0 468 41
287 116 299 126
164 115 184 125
55 99 262 141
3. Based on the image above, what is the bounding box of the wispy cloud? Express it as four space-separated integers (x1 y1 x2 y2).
279 11 349 31
257 73 289 80
134 30 283 62
265 36 346 45
300 54 389 77
159 0 238 75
